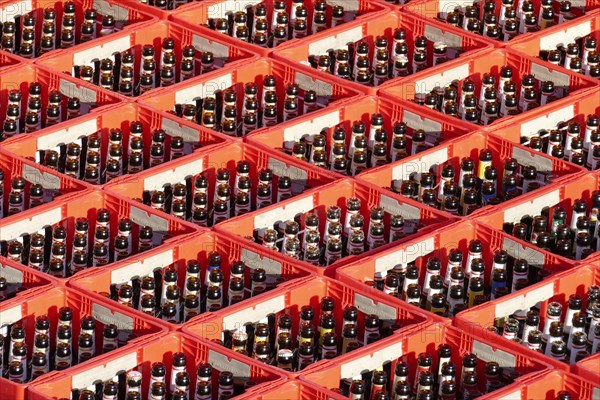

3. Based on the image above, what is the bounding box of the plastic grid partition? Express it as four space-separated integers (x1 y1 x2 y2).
492 370 600 400
246 92 475 178
336 219 579 323
404 0 600 46
577 352 600 383
105 141 338 227
0 149 87 222
0 286 167 400
0 0 154 60
0 49 21 71
138 57 364 138
0 63 121 143
1 102 229 190
357 130 585 220
28 331 286 400
69 230 312 329
380 48 599 130
455 264 600 372
170 0 390 57
474 173 599 261
0 190 196 283
0 255 56 305
215 178 455 276
184 275 432 377
302 322 553 400
272 10 493 96
37 20 259 99
510 9 600 77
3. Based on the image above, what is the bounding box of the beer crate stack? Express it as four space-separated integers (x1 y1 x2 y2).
0 0 598 397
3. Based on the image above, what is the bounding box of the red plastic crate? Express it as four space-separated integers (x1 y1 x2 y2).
38 20 258 99
236 379 349 400
170 0 390 58
491 370 600 400
105 141 337 227
0 255 56 305
1 102 228 189
488 88 600 171
0 190 196 283
577 352 600 383
474 173 599 261
184 275 431 377
0 50 21 71
404 0 600 46
0 63 121 142
0 150 87 221
455 264 600 372
272 11 492 96
69 230 312 329
302 322 553 399
511 10 600 75
138 58 363 138
357 130 584 220
215 178 454 276
28 331 285 400
0 286 166 400
0 0 154 61
247 94 474 178
336 219 577 323
380 48 599 129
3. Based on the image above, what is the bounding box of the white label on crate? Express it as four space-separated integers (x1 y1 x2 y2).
175 74 233 105
206 0 260 19
414 63 469 94
0 305 22 328
308 26 364 55
502 237 545 268
569 0 586 8
59 79 98 105
268 157 308 194
208 350 251 379
295 72 334 97
424 25 463 49
512 146 553 172
0 0 33 22
73 35 131 66
519 104 575 138
503 189 560 224
402 110 443 135
93 0 129 21
437 0 474 16
222 295 285 331
129 206 170 233
379 195 421 223
354 294 397 321
111 249 174 284
283 111 340 143
375 237 435 274
92 303 134 330
531 63 571 88
143 158 204 191
0 263 24 284
328 0 360 11
539 21 592 51
192 34 230 59
161 117 200 144
37 118 98 150
72 352 137 389
253 195 314 230
0 207 62 241
494 282 554 319
340 342 403 379
498 390 522 400
22 164 61 190
472 340 516 368
391 147 448 181
240 248 283 276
